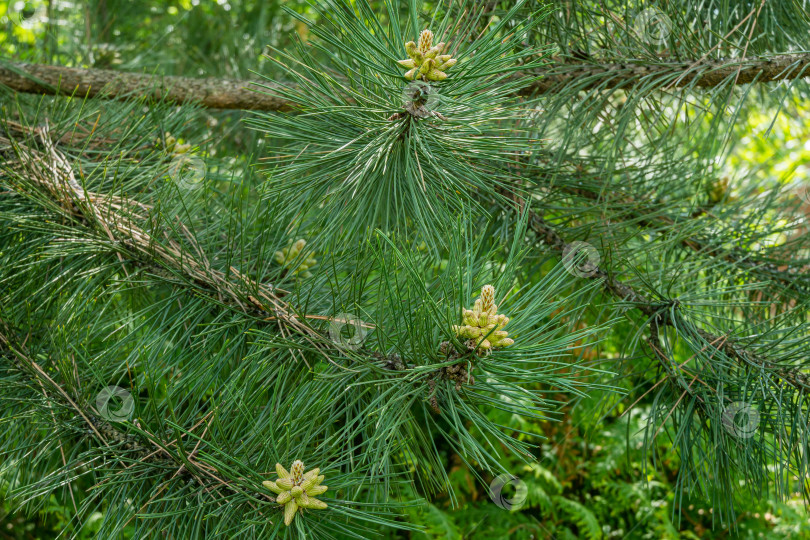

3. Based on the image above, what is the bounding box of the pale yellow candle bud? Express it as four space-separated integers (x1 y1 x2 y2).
418 29 434 54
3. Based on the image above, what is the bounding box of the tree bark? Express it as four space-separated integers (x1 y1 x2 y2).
530 52 810 93
0 62 291 112
2 52 810 111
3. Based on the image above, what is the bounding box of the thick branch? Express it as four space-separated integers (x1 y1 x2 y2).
3 52 810 111
528 52 810 93
0 62 291 111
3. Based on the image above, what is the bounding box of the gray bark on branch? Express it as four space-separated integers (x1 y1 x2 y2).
2 52 810 111
0 62 290 111
529 52 810 93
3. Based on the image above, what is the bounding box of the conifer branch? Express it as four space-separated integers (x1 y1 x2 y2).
0 62 291 111
519 200 810 394
560 182 809 292
0 322 268 508
3 52 810 111
1 123 429 377
4 122 310 332
527 52 810 93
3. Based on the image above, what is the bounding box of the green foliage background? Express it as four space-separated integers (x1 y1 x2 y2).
1 1 809 538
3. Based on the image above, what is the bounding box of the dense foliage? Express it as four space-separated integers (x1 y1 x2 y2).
1 1 809 538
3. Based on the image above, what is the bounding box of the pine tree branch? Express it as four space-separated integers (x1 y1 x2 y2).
1 123 420 377
527 52 810 93
0 321 268 507
559 182 809 293
515 197 810 395
0 61 291 111
3 52 810 111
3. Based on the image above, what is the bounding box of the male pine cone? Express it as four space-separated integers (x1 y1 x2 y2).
274 239 317 278
452 285 514 352
263 460 328 526
398 29 457 81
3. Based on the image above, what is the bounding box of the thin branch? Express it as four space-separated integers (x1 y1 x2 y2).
512 196 810 395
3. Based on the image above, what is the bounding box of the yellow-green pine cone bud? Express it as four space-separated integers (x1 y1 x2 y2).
308 484 328 496
174 142 191 154
276 478 293 490
275 463 290 480
290 460 305 484
276 491 292 504
302 497 328 510
263 480 284 494
479 311 490 327
296 492 310 506
499 338 515 347
404 68 418 80
283 500 298 526
300 476 318 491
304 468 320 480
291 486 303 498
463 308 477 324
273 251 285 264
398 59 416 68
478 339 492 350
426 69 447 81
419 58 434 75
292 239 306 253
418 29 433 54
405 41 417 58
